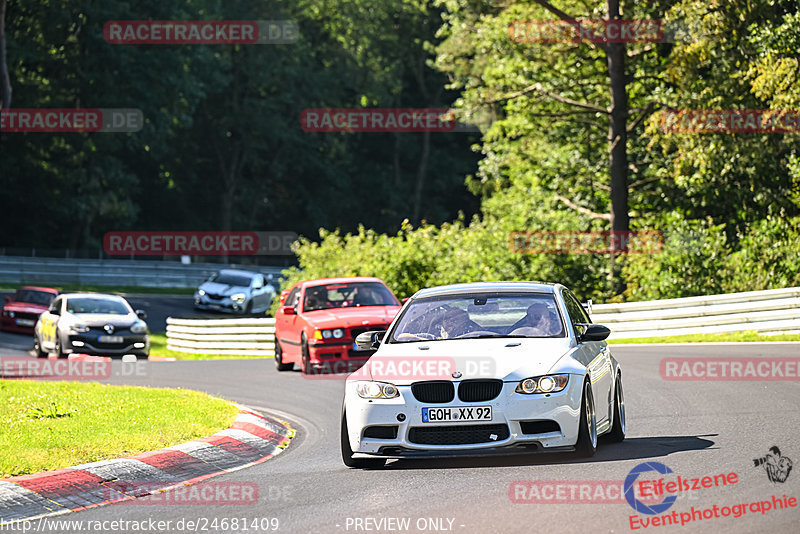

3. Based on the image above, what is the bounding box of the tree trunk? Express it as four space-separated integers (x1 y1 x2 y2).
605 0 629 291
412 129 431 224
0 0 12 148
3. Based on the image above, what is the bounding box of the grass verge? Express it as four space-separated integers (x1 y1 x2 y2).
148 333 267 360
608 331 800 344
0 380 240 478
0 284 194 295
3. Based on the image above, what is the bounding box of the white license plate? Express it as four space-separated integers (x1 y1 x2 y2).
422 406 492 423
99 336 124 343
16 319 34 326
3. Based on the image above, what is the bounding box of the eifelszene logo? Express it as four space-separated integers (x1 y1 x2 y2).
753 446 793 483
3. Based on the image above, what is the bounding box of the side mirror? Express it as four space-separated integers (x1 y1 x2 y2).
136 309 147 320
280 290 290 305
50 307 61 316
355 330 386 351
280 305 296 316
576 323 610 342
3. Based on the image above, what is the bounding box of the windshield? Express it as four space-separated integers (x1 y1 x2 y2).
389 293 565 342
15 290 56 306
303 282 399 312
66 297 131 315
210 272 253 287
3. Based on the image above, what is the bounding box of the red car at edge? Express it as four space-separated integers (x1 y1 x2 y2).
1 286 60 334
274 277 402 374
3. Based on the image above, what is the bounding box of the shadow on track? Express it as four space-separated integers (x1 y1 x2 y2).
382 434 718 470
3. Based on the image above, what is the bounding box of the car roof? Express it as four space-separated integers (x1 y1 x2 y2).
18 286 59 293
413 281 561 298
59 293 127 301
301 276 385 288
218 269 258 276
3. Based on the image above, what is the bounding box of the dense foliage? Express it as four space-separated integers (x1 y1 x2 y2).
1 1 798 302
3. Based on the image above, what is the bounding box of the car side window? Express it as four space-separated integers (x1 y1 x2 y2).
286 287 300 308
562 291 590 335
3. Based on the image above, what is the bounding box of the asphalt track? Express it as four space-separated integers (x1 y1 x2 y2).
2 341 799 533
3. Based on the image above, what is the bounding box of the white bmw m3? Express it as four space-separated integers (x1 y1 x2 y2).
340 282 625 468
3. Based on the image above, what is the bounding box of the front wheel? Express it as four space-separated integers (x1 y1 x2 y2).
55 332 67 359
341 408 386 469
300 335 311 375
604 373 626 443
274 337 293 371
33 335 47 358
574 379 597 458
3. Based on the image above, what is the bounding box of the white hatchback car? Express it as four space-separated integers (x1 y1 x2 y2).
341 282 625 468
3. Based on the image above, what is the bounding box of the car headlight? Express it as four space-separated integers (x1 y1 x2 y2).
315 328 346 340
198 289 206 296
71 323 90 333
516 374 569 394
231 293 247 304
7 311 14 318
130 321 148 334
355 381 399 399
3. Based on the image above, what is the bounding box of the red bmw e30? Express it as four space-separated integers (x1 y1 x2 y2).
1 286 60 334
273 277 401 375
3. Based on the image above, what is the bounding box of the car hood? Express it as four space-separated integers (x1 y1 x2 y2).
199 281 249 295
66 313 139 327
352 337 578 384
3 302 48 314
304 306 400 329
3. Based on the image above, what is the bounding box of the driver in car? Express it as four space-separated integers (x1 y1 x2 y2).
438 307 479 338
510 302 561 336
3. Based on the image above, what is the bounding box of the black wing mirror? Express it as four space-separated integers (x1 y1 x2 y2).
136 309 147 320
354 330 385 351
576 323 610 342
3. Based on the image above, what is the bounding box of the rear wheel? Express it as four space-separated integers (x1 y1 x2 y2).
341 408 386 469
274 337 293 371
605 373 626 443
574 379 597 458
33 335 47 358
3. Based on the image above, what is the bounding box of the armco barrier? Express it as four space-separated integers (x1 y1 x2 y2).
164 287 800 355
592 287 800 339
0 256 284 289
166 317 276 355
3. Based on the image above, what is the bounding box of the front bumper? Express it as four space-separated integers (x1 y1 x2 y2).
344 375 584 457
66 333 150 357
194 294 249 313
307 341 372 373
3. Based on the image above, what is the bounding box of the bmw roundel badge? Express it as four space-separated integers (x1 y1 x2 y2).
452 371 462 379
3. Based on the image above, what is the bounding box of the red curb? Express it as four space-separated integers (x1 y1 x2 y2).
197 436 263 460
231 421 285 443
0 408 294 524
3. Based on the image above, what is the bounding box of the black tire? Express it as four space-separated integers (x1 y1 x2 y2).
300 335 311 375
341 408 386 469
33 335 47 358
574 378 597 458
55 332 67 359
605 373 626 443
274 337 293 371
